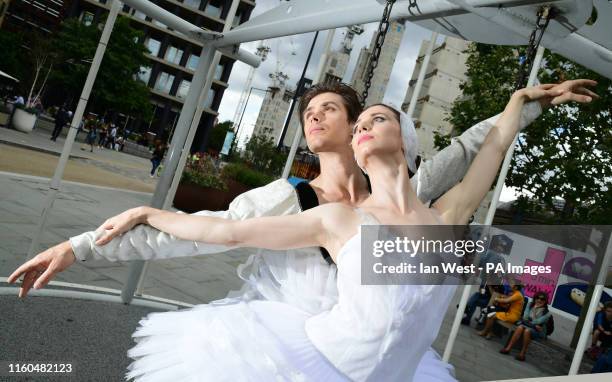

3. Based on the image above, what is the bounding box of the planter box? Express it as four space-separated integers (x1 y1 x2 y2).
0 112 10 127
12 108 37 133
173 180 255 213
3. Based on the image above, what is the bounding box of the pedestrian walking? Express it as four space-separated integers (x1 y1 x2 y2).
51 105 68 141
150 141 166 177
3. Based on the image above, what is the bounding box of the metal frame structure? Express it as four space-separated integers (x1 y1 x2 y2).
15 0 612 378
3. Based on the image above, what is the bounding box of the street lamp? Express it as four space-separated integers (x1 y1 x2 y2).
234 86 271 142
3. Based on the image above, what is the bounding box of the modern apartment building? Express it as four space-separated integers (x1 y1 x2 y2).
401 35 470 161
401 35 494 223
251 83 294 143
351 21 404 105
2 0 255 151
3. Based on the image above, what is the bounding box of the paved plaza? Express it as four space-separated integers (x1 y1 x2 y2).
0 123 600 380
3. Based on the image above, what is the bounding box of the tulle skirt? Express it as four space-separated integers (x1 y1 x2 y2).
126 299 348 381
125 298 455 381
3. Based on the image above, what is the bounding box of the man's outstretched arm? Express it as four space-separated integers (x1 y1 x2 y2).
69 179 300 262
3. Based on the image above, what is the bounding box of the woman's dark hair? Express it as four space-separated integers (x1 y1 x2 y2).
364 103 401 123
530 291 549 310
298 82 362 128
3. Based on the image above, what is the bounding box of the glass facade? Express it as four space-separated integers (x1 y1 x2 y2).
177 80 191 99
138 66 152 84
186 54 199 70
145 37 161 56
165 46 184 65
155 72 175 94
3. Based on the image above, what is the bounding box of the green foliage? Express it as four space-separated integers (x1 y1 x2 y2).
221 162 274 188
440 43 612 224
14 103 39 114
49 17 152 120
0 30 26 91
181 154 227 191
239 127 288 176
207 120 234 153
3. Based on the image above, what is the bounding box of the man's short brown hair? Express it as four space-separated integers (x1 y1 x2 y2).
298 82 362 128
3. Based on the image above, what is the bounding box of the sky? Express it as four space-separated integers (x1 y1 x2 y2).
216 0 517 202
216 0 434 144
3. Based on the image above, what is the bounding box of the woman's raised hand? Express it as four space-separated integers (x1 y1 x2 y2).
519 79 598 106
94 206 148 246
7 241 76 298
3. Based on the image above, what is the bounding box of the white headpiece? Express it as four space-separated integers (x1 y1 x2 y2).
355 103 418 174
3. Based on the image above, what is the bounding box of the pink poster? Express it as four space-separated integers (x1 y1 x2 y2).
520 247 566 300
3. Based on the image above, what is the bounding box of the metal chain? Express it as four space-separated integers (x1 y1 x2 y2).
513 6 554 91
360 0 397 107
513 6 555 167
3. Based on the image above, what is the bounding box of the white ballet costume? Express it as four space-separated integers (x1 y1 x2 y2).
125 210 457 381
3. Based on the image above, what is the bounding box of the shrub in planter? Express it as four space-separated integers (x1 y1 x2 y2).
12 104 38 133
173 154 229 212
180 154 227 191
0 103 11 126
221 162 274 188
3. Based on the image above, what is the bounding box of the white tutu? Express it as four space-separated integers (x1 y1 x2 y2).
126 300 348 381
126 210 457 381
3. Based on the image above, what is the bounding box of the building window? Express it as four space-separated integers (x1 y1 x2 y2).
204 89 215 108
176 80 191 99
183 0 200 9
186 54 199 70
145 37 162 56
155 72 175 94
232 10 242 27
165 46 184 65
214 63 224 80
132 9 147 21
81 11 94 26
138 66 152 84
205 1 223 19
330 58 338 68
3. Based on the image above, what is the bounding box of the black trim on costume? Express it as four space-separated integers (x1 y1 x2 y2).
295 182 334 265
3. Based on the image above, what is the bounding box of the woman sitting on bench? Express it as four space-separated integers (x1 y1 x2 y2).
499 291 552 361
477 278 525 339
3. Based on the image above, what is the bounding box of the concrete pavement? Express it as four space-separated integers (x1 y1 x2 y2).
0 123 598 381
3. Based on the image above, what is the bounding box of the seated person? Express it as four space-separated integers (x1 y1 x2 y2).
477 279 524 339
590 301 612 351
592 347 612 374
462 284 491 326
500 291 552 361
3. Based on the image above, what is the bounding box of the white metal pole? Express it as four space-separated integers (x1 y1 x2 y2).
162 0 241 210
406 30 438 119
26 0 122 259
121 47 216 304
131 0 242 298
281 29 335 180
443 45 546 362
569 232 612 375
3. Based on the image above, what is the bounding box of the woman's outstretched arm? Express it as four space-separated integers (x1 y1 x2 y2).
433 83 594 225
106 203 350 254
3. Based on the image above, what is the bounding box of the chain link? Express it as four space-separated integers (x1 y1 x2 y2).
514 6 554 91
360 0 397 107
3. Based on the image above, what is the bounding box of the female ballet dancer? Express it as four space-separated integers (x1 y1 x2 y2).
9 84 584 381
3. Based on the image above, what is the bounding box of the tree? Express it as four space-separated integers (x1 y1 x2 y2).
240 127 288 176
0 30 26 92
207 120 234 153
49 17 152 120
436 43 612 224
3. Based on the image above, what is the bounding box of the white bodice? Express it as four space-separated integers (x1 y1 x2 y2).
305 210 456 381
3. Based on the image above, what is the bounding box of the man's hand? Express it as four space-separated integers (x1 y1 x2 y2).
7 241 76 298
539 79 599 108
94 206 150 246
